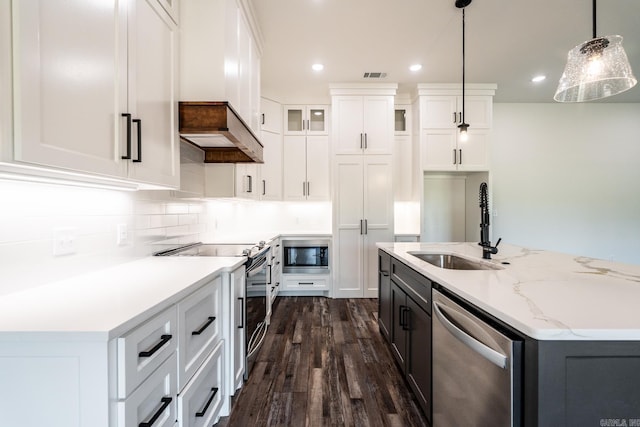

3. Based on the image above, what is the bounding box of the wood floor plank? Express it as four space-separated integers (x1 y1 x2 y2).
216 297 429 427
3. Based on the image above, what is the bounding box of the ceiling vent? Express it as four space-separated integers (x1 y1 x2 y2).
363 72 387 79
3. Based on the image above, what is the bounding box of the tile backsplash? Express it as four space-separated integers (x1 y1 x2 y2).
0 180 207 296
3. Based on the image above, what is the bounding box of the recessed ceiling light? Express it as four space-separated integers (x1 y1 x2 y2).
409 64 423 72
312 63 324 71
531 75 546 83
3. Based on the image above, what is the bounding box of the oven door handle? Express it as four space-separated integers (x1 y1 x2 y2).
247 256 268 277
433 301 508 369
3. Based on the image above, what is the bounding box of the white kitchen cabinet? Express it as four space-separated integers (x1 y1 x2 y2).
9 0 179 188
417 84 495 172
117 305 178 399
177 278 222 390
394 102 413 201
283 105 329 136
283 135 330 201
118 353 177 427
333 155 394 298
258 98 284 201
332 96 394 155
259 131 283 200
282 275 330 291
234 163 260 200
177 340 225 427
261 98 282 134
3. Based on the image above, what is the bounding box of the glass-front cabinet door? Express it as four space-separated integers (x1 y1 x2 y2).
284 105 328 136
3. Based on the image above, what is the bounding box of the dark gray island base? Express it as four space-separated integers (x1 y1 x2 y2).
378 248 640 427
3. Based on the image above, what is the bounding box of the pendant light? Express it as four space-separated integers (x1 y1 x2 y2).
554 0 636 102
456 0 471 141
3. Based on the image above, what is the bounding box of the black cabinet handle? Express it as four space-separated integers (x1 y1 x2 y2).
195 387 219 417
139 396 172 427
247 175 252 193
121 113 132 159
398 305 406 327
364 133 368 149
380 270 390 277
452 112 457 124
238 297 244 329
458 149 462 165
138 334 172 358
403 307 411 331
261 113 265 125
262 180 266 196
133 118 142 163
452 148 457 165
192 316 216 336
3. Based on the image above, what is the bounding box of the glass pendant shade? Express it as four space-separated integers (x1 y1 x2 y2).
554 35 637 102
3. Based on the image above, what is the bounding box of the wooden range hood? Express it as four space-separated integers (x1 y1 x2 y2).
179 102 264 163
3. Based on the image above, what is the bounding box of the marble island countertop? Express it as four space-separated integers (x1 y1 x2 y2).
378 242 640 341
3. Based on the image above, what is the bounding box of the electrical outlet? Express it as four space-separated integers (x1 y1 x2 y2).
117 223 129 246
53 227 77 256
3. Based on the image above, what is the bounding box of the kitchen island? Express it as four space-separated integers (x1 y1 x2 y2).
378 242 640 426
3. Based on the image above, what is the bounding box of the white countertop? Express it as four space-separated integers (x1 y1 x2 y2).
378 242 640 341
0 257 245 341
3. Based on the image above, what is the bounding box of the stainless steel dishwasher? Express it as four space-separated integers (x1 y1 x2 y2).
432 289 522 426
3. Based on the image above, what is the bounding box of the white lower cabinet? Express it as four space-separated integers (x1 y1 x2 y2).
178 341 225 427
118 353 177 427
177 278 222 390
282 275 330 291
117 305 178 398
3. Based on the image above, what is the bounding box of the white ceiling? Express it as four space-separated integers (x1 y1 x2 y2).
250 0 640 103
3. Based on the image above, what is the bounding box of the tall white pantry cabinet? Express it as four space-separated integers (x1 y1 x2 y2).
331 84 397 298
4 0 180 188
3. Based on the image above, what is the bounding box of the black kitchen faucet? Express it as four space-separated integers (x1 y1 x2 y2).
479 182 501 259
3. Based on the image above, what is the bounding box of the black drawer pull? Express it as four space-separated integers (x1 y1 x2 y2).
192 317 216 336
139 396 172 427
238 297 244 329
138 334 172 358
195 387 219 417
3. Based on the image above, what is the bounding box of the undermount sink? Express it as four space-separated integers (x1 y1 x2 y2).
408 252 502 271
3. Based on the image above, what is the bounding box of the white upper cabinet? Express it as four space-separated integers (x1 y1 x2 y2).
283 105 329 136
260 131 283 201
420 95 492 130
332 95 394 155
417 84 496 172
9 0 179 188
283 135 329 201
260 98 282 134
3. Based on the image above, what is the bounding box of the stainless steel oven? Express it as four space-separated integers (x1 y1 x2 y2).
282 239 329 274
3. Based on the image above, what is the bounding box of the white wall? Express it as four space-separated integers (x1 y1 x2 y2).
492 103 640 265
203 200 332 241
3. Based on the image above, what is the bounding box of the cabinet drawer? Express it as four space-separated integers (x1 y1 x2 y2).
118 353 177 427
177 278 222 390
284 278 329 289
178 340 225 427
118 306 178 398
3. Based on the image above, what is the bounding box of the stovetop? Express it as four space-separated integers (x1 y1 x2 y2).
154 242 269 259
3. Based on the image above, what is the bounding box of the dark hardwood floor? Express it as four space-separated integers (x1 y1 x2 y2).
217 296 429 427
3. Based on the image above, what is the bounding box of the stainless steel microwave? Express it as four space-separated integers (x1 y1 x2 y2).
282 239 329 274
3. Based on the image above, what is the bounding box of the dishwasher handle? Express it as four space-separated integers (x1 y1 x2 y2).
433 301 508 369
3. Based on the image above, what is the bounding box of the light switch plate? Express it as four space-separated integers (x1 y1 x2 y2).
53 227 77 256
117 223 129 246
